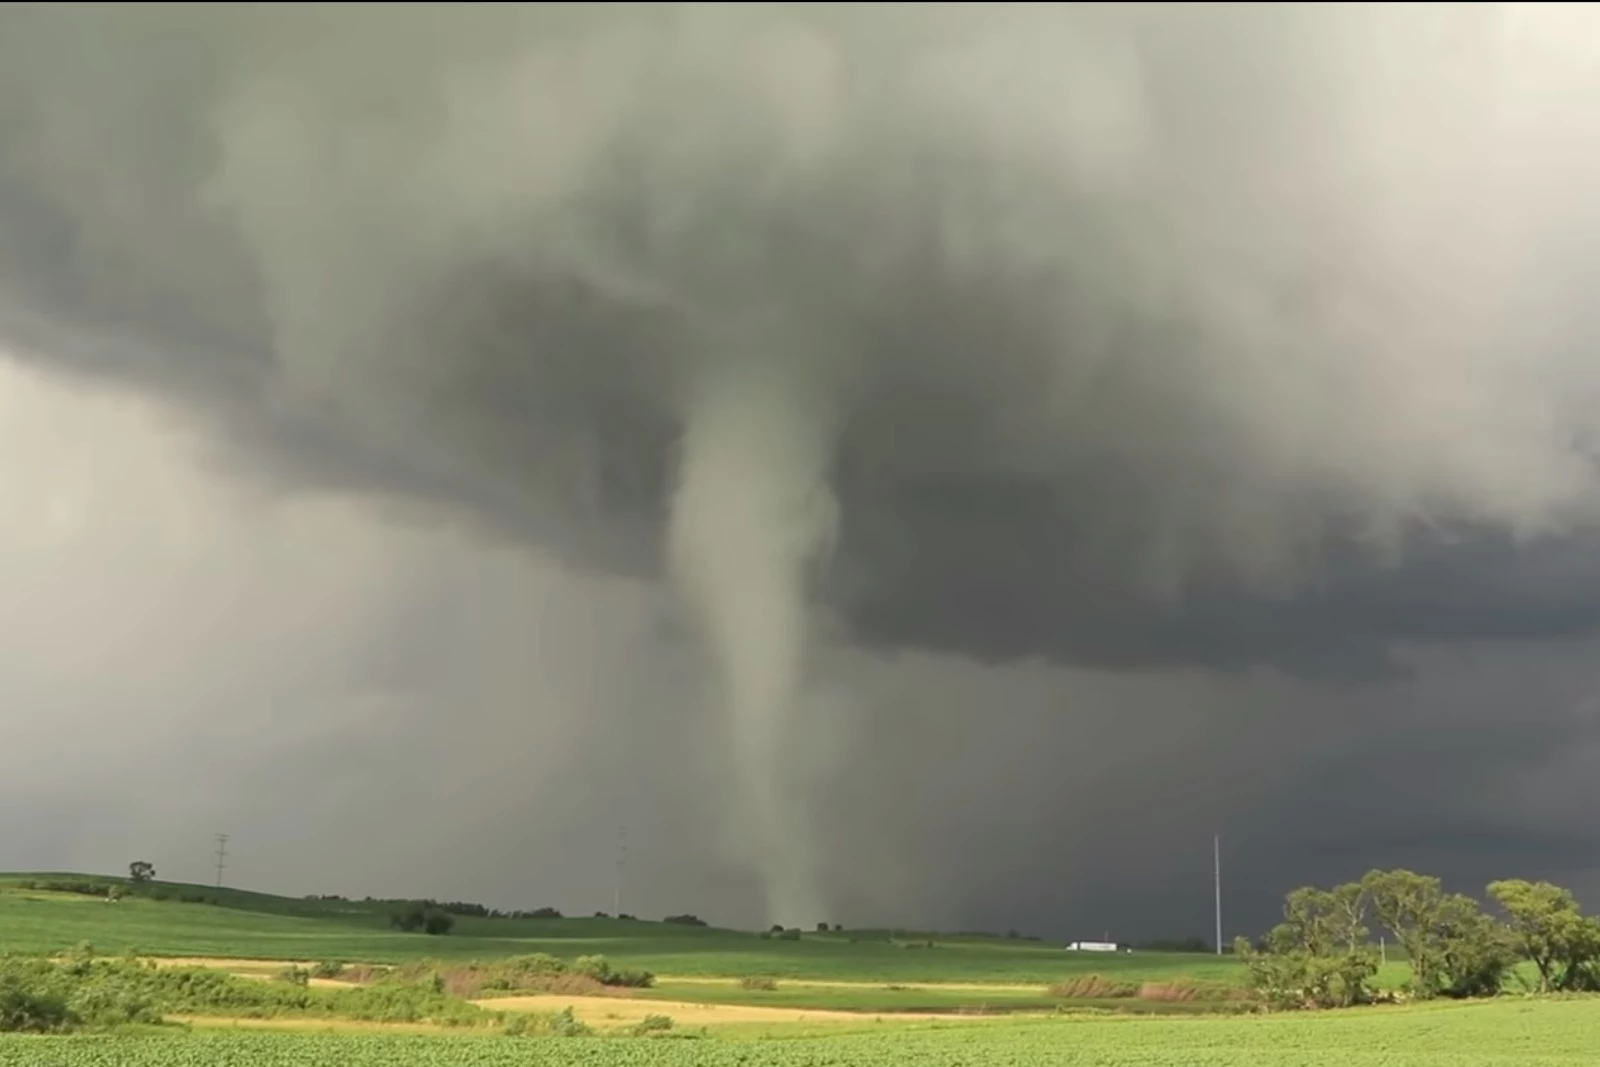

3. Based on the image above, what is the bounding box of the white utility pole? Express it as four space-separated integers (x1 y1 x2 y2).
1213 834 1223 955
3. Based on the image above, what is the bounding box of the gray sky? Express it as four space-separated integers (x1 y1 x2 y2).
2 3 1600 940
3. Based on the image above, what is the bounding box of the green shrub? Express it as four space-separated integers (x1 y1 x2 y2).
0 982 75 1033
277 966 311 987
64 984 160 1028
500 954 566 975
631 1013 674 1035
0 956 488 1030
0 957 159 1032
551 1006 591 1037
570 955 653 989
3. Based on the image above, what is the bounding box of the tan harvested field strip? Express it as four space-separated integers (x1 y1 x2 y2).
477 993 999 1028
139 960 1034 1028
664 974 1047 993
144 956 1039 1027
143 957 357 988
151 960 1048 988
150 957 319 970
147 955 1052 997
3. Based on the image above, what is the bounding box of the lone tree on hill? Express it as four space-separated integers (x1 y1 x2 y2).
128 861 155 884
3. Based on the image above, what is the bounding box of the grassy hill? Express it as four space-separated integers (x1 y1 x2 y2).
0 872 1252 987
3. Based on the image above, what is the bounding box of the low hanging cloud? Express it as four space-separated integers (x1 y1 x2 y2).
3 4 1600 931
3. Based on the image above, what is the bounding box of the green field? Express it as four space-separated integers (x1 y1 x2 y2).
0 875 1247 987
2 873 1592 1066
2 999 1597 1066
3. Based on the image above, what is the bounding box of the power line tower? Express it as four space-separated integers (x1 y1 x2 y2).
214 833 229 888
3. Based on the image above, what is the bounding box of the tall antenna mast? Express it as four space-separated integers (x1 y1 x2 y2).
1213 834 1223 956
214 833 229 889
614 826 627 916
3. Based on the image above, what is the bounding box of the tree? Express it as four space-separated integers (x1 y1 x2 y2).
1362 869 1449 996
1235 883 1378 1008
127 862 155 885
389 902 427 933
1283 885 1369 957
1362 869 1511 998
1566 919 1600 992
1433 893 1514 998
390 901 454 935
1488 879 1600 993
1329 882 1368 954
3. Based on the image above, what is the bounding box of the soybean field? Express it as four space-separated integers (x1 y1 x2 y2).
2 999 1597 1067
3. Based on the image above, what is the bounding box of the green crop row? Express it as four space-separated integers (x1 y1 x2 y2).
1 998 1598 1067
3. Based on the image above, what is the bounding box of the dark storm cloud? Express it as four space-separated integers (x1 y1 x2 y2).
5 4 1600 677
6 3 1600 933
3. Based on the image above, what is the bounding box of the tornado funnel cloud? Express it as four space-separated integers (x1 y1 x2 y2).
667 361 838 927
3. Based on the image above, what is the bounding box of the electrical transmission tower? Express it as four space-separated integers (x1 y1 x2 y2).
213 833 229 888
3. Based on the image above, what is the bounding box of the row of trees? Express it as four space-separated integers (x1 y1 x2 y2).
389 901 455 935
1238 869 1600 1009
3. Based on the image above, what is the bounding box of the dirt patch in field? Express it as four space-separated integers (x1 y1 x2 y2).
479 993 978 1028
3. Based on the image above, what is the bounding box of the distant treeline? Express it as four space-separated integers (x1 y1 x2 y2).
333 896 706 935
429 902 566 921
308 895 584 922
1133 937 1217 954
956 930 1044 943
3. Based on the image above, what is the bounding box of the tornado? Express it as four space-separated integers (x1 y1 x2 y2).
667 355 839 927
